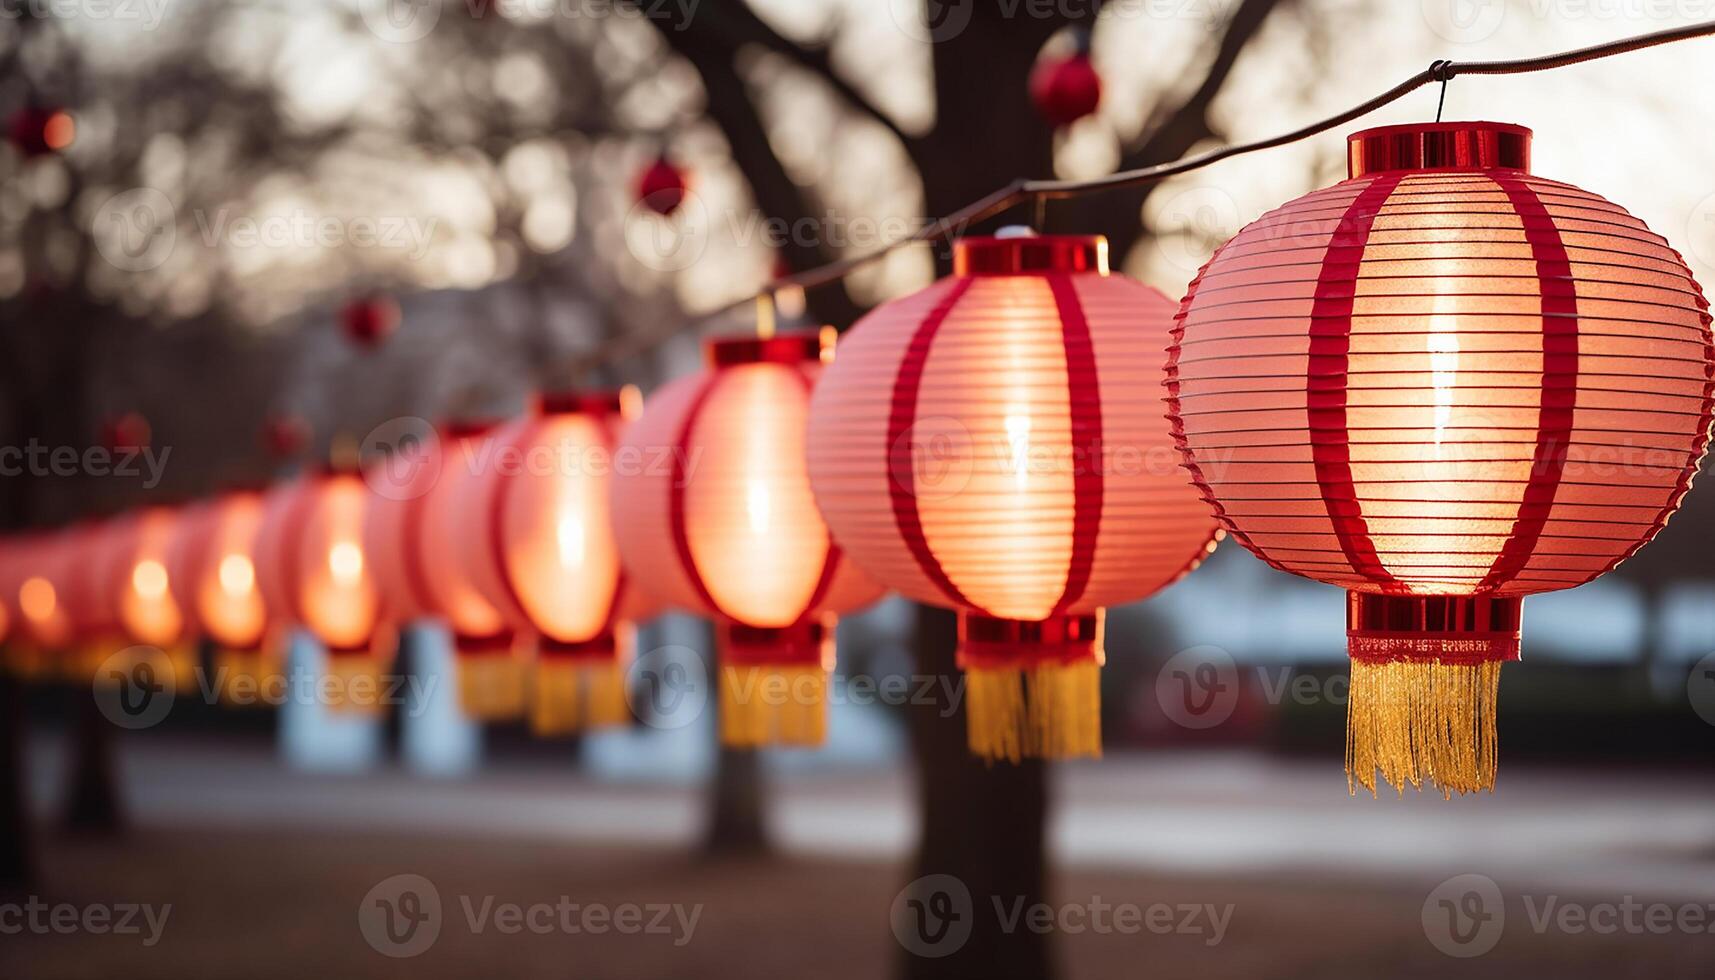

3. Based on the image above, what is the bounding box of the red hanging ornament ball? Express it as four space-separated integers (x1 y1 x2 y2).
261 414 310 459
1030 54 1101 127
340 295 401 350
102 412 152 453
635 155 689 216
7 106 74 159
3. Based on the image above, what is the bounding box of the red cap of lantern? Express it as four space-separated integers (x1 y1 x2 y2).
612 331 884 747
1168 121 1715 795
1029 53 1101 127
462 391 656 734
635 155 689 216
807 232 1220 761
340 295 401 350
414 420 524 720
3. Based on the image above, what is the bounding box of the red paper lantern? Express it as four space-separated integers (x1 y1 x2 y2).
611 331 884 747
5 533 75 676
7 106 74 158
415 421 525 720
635 155 689 217
167 490 271 702
1029 54 1101 127
807 233 1221 761
340 295 401 349
1168 121 1715 795
462 391 656 735
363 428 444 629
92 508 198 689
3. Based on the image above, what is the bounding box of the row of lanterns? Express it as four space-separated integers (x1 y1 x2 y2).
1 121 1711 797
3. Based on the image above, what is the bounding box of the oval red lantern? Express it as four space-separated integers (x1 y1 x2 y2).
1168 121 1715 796
167 490 271 703
6 533 75 676
94 507 196 689
612 331 884 747
1029 53 1101 127
635 155 689 217
415 421 525 721
807 232 1221 762
462 390 656 735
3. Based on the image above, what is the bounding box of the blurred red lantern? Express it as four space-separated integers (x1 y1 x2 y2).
415 421 525 721
363 428 444 629
261 414 310 460
1168 121 1715 795
635 155 689 216
5 533 75 676
7 106 74 158
463 391 657 735
168 491 271 703
1029 53 1101 127
612 331 884 747
102 411 152 452
93 507 198 690
807 233 1221 762
340 295 401 350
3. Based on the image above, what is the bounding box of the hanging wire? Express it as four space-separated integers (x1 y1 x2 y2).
571 19 1715 376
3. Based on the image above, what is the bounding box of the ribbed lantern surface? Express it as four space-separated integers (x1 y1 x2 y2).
168 491 270 701
464 391 650 735
807 233 1220 761
611 331 883 747
416 421 524 720
1168 122 1715 795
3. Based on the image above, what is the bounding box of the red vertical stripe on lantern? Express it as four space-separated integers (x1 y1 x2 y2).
1478 175 1580 592
1308 174 1404 589
887 278 977 610
1047 274 1103 615
785 362 842 625
669 374 724 613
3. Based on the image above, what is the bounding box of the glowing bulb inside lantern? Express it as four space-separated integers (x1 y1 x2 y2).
1005 413 1032 489
19 577 56 622
747 479 771 535
329 541 364 585
218 554 255 596
132 559 169 600
555 513 585 570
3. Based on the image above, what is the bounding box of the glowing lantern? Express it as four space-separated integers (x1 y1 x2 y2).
363 426 443 629
95 508 196 689
6 534 74 677
1168 121 1715 795
612 331 884 747
168 491 270 703
806 233 1222 762
463 390 656 735
416 421 525 720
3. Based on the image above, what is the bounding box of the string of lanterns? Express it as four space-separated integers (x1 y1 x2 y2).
3 24 1714 799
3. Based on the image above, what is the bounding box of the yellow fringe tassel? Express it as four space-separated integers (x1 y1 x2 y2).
458 655 527 722
529 659 630 736
965 660 1102 763
718 665 827 748
1346 659 1502 798
323 654 386 716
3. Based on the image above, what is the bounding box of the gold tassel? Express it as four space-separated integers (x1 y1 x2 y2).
529 659 630 736
457 654 527 721
965 659 1102 763
718 664 827 748
1346 659 1502 798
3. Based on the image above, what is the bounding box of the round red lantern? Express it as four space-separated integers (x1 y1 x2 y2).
340 295 401 350
807 232 1221 762
1029 53 1101 127
415 421 525 721
1168 121 1715 796
635 155 689 217
94 507 197 689
167 490 271 703
612 331 884 747
462 391 656 735
6 533 74 677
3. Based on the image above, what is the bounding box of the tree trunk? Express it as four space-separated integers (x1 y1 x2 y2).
61 694 124 836
702 621 768 856
0 671 33 889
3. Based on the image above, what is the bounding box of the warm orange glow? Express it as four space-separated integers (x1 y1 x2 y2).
115 509 184 647
42 111 74 151
20 576 56 624
219 555 256 596
297 474 382 651
418 430 508 638
183 494 268 650
132 560 169 600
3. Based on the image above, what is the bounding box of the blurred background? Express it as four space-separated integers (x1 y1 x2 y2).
3 1 1715 978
